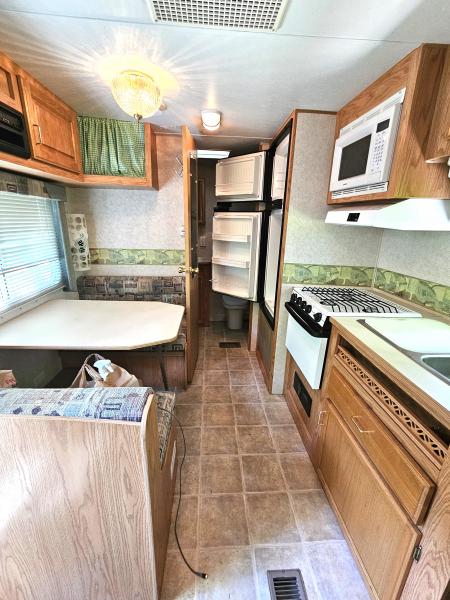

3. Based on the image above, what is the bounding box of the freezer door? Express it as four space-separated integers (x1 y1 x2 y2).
211 212 262 301
215 152 265 199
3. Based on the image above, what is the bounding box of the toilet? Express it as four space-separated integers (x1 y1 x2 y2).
222 294 248 330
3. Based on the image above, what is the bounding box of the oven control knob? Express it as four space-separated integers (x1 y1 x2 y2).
300 301 307 308
305 304 312 313
313 312 322 322
291 293 297 302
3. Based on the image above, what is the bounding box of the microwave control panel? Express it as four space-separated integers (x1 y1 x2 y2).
369 118 391 174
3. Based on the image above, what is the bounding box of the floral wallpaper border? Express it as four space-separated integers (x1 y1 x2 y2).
90 248 185 266
282 263 450 315
283 263 374 287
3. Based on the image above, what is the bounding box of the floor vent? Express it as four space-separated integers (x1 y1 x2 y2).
267 569 308 600
219 341 241 348
149 0 288 32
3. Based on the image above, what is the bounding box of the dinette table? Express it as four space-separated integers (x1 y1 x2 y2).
0 299 185 390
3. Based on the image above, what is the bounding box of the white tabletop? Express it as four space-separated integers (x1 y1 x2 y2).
0 299 185 350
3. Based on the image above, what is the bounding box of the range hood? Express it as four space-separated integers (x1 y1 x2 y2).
325 198 450 231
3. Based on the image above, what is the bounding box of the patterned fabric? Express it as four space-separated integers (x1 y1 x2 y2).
155 390 177 464
77 275 187 352
77 116 145 177
0 387 150 422
91 248 185 266
0 387 177 465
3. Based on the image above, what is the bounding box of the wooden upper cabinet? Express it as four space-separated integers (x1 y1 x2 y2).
0 53 22 112
426 47 450 163
19 74 81 173
328 44 450 204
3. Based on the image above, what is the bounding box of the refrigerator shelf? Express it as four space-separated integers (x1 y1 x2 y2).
212 233 250 243
212 256 250 269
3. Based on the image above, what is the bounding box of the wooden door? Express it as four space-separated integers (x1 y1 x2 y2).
0 53 22 112
182 126 199 382
19 75 81 173
318 400 421 600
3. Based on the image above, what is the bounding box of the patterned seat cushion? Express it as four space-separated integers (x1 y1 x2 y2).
0 387 176 465
155 390 177 464
77 275 187 352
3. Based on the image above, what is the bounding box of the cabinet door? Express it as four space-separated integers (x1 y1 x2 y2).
0 53 22 112
426 47 450 162
216 152 265 199
319 400 421 600
19 75 81 173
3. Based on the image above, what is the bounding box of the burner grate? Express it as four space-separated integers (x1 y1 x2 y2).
300 286 416 315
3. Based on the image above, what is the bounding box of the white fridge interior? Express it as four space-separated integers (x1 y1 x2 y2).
264 208 283 316
212 212 262 301
271 134 290 200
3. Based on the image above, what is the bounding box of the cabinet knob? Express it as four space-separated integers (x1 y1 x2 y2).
351 415 374 434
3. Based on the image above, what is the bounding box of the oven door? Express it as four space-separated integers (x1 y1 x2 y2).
285 311 328 390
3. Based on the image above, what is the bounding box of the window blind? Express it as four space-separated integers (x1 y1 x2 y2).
0 192 65 313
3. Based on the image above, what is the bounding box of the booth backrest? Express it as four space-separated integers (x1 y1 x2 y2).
77 275 186 306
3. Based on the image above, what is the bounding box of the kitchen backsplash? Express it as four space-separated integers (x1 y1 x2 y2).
90 248 184 265
282 263 450 315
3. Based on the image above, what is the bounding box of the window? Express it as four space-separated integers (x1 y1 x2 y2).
0 192 66 314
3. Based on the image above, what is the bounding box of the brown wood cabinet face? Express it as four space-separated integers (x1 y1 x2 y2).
426 48 450 162
328 44 450 204
0 53 22 112
319 400 421 600
327 366 435 524
19 75 81 173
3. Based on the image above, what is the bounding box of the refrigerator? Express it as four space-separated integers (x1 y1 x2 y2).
212 123 292 323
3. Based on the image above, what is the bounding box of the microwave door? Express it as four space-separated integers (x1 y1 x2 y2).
329 102 402 192
211 212 262 301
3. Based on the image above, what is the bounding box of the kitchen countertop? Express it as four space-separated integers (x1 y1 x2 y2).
331 316 450 426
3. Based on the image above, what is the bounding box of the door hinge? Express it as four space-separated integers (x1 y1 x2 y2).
413 545 422 562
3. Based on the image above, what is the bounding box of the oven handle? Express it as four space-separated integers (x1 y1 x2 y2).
285 302 327 338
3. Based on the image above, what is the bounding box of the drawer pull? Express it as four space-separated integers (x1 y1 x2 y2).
351 415 374 434
318 410 327 426
33 124 42 144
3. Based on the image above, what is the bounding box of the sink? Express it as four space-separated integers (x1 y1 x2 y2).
421 355 450 383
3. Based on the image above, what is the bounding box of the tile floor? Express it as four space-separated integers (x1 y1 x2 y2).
162 324 370 600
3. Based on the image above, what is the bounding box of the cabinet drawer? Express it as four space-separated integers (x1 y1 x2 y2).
319 401 421 600
327 366 435 524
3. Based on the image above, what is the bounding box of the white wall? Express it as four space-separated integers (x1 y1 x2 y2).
67 134 184 276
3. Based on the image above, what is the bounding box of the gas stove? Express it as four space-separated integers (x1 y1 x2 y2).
285 285 421 390
287 286 421 332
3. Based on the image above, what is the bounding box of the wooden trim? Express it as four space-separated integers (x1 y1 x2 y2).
267 112 298 386
0 52 22 111
182 125 199 383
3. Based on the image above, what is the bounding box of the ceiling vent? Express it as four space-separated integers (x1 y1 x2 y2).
150 0 289 31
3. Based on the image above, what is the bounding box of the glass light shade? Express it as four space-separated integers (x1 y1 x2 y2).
201 109 221 131
111 70 162 120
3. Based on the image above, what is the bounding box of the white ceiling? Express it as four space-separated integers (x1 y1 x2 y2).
0 0 449 150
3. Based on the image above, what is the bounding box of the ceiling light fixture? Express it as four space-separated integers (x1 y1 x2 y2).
201 109 221 131
111 70 162 121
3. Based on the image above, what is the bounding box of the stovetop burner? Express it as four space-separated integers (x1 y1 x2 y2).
288 285 421 329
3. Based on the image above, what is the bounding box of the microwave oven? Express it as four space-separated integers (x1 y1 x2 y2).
0 102 31 159
329 88 405 199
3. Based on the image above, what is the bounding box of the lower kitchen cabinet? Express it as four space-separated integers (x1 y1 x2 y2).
317 399 421 600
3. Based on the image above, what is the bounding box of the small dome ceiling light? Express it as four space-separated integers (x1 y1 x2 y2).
111 70 162 121
201 109 221 131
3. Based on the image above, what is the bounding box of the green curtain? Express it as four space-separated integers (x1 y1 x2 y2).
77 116 145 177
